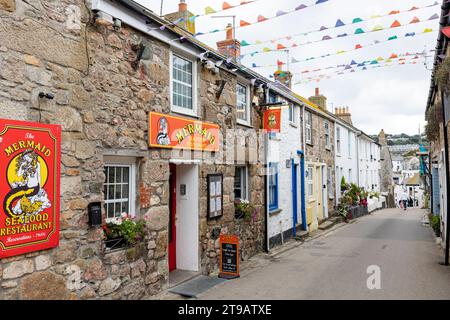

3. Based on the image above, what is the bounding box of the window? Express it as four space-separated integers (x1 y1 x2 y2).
171 54 194 113
324 121 330 148
307 166 314 197
237 83 250 123
348 131 351 158
234 166 248 201
336 127 341 154
305 111 312 144
348 169 352 183
289 103 295 123
104 165 135 220
269 163 279 211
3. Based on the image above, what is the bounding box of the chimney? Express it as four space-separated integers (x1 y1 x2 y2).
274 61 293 89
164 0 196 35
216 24 241 62
308 87 327 111
334 106 353 125
378 129 387 145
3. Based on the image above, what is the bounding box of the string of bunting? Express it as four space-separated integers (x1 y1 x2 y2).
275 50 430 82
236 1 439 49
293 58 428 85
288 50 433 79
250 26 435 69
155 0 332 40
243 15 437 61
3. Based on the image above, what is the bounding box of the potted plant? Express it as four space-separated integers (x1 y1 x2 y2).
234 199 254 220
102 213 146 250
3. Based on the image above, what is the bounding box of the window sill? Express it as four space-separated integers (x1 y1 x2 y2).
237 120 252 128
289 122 298 128
171 107 199 119
306 142 313 146
269 208 282 215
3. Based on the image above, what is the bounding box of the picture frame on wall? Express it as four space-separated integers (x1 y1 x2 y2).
207 173 223 219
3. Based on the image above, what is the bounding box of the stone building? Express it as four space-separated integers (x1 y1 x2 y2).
0 0 268 299
378 129 395 207
301 88 336 231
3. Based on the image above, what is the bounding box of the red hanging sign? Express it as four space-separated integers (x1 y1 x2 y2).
0 119 61 258
263 108 282 133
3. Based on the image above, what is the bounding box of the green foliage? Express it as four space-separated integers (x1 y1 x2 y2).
436 56 450 92
235 199 255 220
340 176 349 192
425 103 443 143
430 214 440 235
103 215 146 245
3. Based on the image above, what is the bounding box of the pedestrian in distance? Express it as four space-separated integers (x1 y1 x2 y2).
400 191 408 211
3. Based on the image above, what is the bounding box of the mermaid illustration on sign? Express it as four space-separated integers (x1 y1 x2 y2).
156 117 170 146
3 149 51 218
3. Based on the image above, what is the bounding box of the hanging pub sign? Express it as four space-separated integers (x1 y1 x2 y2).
0 119 61 258
219 234 240 279
149 112 220 151
263 108 281 133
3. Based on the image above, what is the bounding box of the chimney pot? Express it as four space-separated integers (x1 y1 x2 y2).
179 0 187 12
226 23 233 40
315 88 319 96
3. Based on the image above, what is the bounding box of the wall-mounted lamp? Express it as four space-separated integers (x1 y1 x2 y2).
94 11 114 27
38 92 54 100
113 18 122 31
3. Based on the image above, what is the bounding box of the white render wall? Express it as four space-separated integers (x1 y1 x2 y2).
357 135 381 193
334 121 358 204
267 98 303 239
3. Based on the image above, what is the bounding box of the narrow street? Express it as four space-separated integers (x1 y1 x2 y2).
199 208 450 300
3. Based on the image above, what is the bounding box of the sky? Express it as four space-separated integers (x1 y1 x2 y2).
135 0 441 135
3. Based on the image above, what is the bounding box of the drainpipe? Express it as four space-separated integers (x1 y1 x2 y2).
264 89 270 253
292 158 298 237
297 150 308 232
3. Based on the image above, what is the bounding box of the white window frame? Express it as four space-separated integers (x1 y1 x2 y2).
305 111 312 144
324 121 330 149
236 82 251 126
104 157 137 222
348 131 352 159
170 51 198 117
288 103 296 125
234 166 249 201
336 127 341 155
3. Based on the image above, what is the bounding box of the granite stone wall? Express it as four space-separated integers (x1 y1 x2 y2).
0 0 265 299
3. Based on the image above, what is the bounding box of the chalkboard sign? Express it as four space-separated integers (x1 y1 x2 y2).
219 234 240 279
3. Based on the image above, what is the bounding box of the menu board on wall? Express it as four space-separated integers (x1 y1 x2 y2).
0 119 61 258
207 174 223 219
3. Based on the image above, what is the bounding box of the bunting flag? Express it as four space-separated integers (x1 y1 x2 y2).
245 25 435 64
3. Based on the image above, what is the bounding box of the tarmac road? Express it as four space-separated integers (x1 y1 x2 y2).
198 208 450 299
